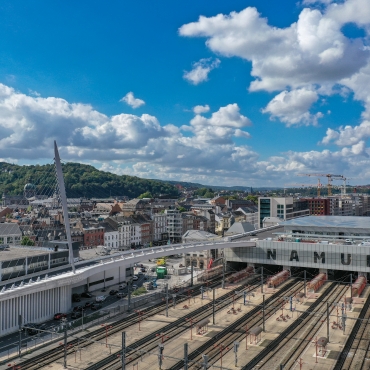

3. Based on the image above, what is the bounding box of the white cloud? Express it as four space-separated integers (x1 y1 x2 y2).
179 5 369 92
321 120 370 146
120 92 145 109
262 88 323 126
2 82 370 186
183 58 220 85
193 104 210 114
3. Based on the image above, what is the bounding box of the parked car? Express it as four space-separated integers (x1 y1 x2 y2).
141 268 146 272
91 303 102 310
132 275 139 281
150 267 156 272
81 292 93 298
73 306 83 312
72 293 81 302
54 313 67 320
119 283 127 290
109 289 118 295
116 292 127 298
137 271 143 275
84 301 93 308
132 284 138 290
71 311 82 319
95 295 107 302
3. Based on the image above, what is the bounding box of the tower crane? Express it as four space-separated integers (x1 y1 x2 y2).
297 174 343 196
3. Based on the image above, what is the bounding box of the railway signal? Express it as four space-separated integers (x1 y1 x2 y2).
156 332 169 344
135 310 144 331
100 323 112 348
186 318 195 340
213 344 229 370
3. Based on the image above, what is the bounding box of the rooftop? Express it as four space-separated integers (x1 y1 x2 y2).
282 216 370 230
0 246 52 262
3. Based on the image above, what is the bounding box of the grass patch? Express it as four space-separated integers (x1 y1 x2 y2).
132 287 147 296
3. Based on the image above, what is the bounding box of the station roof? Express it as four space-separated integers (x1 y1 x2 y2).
281 216 370 230
0 246 51 262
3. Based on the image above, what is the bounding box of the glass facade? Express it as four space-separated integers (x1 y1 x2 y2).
259 199 271 227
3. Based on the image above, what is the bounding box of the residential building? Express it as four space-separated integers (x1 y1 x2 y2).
0 223 22 245
165 208 182 242
102 222 119 249
152 213 168 244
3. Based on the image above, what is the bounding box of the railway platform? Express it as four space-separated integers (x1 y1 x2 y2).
20 280 250 369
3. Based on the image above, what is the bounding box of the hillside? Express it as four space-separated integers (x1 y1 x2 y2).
0 162 179 199
160 179 279 192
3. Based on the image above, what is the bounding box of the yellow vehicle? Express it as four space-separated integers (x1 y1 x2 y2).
156 258 166 266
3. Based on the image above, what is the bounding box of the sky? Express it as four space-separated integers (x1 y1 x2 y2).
0 0 370 187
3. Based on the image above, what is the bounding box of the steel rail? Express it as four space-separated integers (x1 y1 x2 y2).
18 276 223 370
167 279 303 370
333 291 370 370
84 277 263 370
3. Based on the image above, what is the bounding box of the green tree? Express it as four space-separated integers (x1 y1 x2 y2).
21 236 35 246
177 206 187 212
244 195 258 204
138 191 153 199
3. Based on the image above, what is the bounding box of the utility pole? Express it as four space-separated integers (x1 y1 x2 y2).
234 341 240 367
262 295 265 332
127 279 132 313
158 344 164 369
18 314 22 358
190 263 194 287
261 266 264 293
165 283 169 317
184 343 188 370
212 288 216 325
304 270 306 296
122 332 126 370
327 302 330 342
63 321 68 369
222 258 225 289
202 354 209 370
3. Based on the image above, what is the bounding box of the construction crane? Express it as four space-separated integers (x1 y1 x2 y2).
297 174 343 196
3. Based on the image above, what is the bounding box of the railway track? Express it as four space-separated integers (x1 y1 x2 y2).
83 276 264 370
334 291 370 370
168 278 304 370
18 276 225 370
243 282 347 370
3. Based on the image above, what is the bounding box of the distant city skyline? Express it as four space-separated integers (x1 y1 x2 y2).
0 0 369 187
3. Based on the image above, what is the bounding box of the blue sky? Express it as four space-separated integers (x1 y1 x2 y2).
0 0 370 187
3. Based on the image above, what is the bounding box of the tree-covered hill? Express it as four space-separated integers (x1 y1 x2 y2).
0 162 179 199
